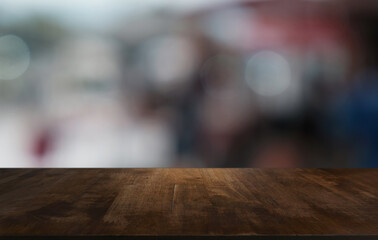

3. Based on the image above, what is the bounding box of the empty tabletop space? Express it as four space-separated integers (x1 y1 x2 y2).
0 169 377 239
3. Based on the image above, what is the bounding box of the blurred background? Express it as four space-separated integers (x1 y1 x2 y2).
0 0 377 167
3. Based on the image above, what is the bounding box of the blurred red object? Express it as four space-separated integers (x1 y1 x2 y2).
31 127 53 163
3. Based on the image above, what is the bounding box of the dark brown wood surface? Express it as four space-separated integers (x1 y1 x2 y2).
0 169 377 239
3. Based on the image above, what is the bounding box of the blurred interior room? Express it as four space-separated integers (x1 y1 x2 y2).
0 0 377 168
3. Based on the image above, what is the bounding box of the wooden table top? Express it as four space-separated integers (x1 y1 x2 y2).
0 168 377 239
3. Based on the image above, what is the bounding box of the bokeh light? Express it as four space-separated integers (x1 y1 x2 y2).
245 50 291 97
142 35 199 89
0 35 30 80
202 7 255 50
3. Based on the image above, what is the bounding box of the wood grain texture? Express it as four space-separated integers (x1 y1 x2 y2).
0 169 377 238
